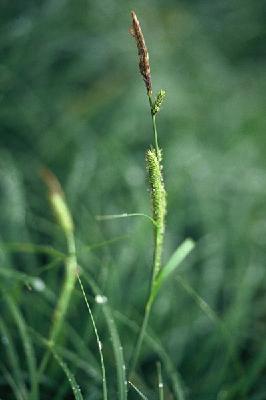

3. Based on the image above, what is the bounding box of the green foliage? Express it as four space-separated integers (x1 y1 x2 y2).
0 0 266 399
51 349 84 400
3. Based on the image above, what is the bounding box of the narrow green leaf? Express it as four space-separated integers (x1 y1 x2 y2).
128 381 149 400
0 317 27 399
82 270 128 400
150 239 195 304
77 274 108 400
159 239 195 282
96 212 156 226
0 242 66 258
4 295 38 400
176 275 245 393
0 364 25 400
51 349 84 400
157 362 164 400
115 311 185 400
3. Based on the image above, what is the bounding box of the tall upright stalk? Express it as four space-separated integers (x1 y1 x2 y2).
129 11 167 376
40 169 108 399
38 169 77 376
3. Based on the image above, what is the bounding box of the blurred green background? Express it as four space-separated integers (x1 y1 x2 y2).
1 0 266 399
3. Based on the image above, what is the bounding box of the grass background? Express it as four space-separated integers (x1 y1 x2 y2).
0 0 266 399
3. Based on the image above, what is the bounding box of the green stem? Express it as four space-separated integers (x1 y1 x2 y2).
157 361 164 400
50 232 77 344
149 108 165 283
152 114 160 158
152 219 164 284
129 220 163 377
148 95 160 157
129 302 152 377
37 232 77 378
129 96 165 376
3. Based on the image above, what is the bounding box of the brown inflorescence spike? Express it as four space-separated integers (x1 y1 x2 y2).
130 11 152 95
40 167 63 196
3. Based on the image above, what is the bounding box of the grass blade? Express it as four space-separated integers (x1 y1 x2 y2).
0 242 65 259
176 275 246 395
82 270 128 400
128 380 149 400
130 240 195 376
115 311 185 400
96 212 156 226
0 317 27 399
157 362 164 400
150 239 195 303
38 247 77 376
77 274 108 400
51 348 84 400
0 364 25 400
4 294 39 400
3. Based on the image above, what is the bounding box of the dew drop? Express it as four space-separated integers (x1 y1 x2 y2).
95 294 108 304
32 277 45 292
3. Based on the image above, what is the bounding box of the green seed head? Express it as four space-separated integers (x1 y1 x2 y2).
146 148 166 231
49 192 74 234
152 90 166 115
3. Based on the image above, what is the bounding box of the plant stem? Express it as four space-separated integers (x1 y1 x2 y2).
129 302 151 377
149 95 160 157
130 96 165 377
152 114 160 158
152 204 164 284
148 100 165 283
157 361 164 400
37 231 77 377
50 231 77 345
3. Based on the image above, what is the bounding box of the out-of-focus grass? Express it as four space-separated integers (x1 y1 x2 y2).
0 0 266 399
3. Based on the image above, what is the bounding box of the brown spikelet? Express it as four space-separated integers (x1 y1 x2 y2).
40 167 63 196
130 11 152 95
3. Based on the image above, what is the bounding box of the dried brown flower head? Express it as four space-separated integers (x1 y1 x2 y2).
130 11 152 95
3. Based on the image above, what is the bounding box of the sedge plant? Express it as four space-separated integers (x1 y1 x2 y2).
127 11 195 376
97 10 194 381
